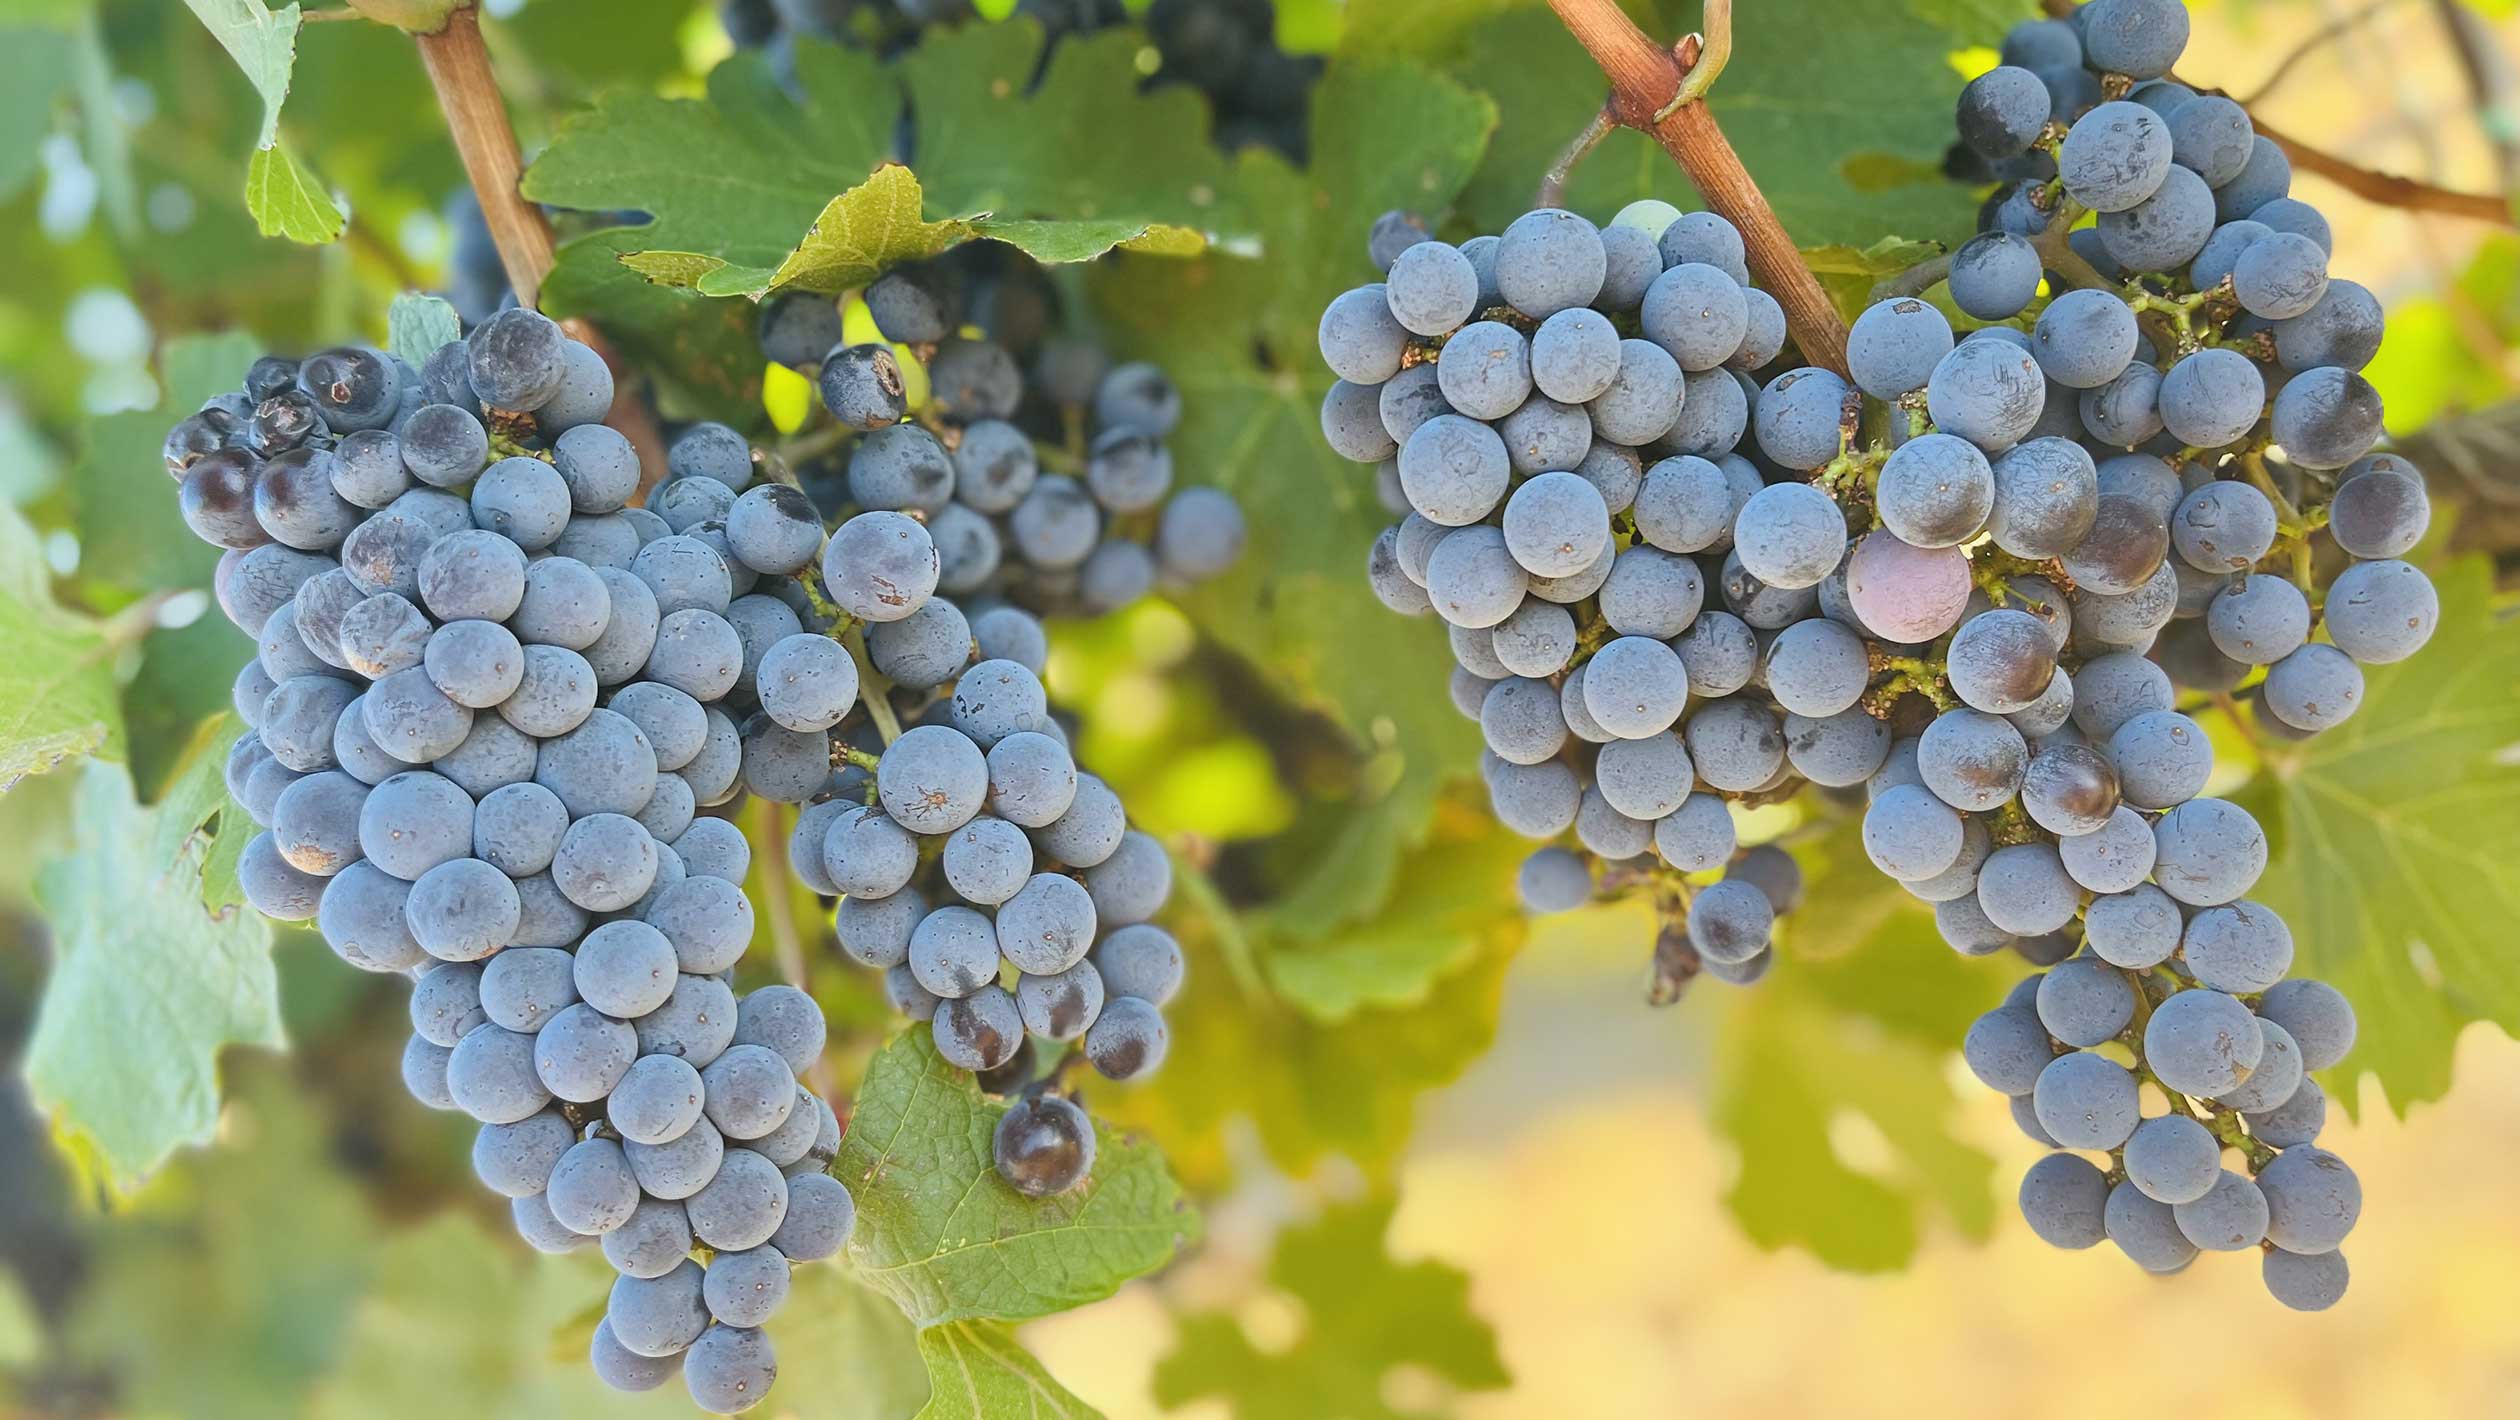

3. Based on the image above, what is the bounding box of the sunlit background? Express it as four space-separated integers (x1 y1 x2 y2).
4 1 2518 1416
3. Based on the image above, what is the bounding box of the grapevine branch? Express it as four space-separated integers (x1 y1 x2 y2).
412 7 555 307
408 3 668 489
1542 0 1853 376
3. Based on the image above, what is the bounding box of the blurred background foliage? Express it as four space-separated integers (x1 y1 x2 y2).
3 0 2519 1416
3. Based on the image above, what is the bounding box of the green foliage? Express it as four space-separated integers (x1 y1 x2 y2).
386 292 461 369
62 1070 373 1420
2241 556 2520 1114
539 29 1210 302
24 755 278 1195
181 0 344 245
0 26 77 202
181 0 300 149
838 1030 1200 1327
1715 881 2006 1271
913 1321 1101 1420
245 143 347 244
1104 858 1521 1185
73 330 261 601
1153 1196 1508 1419
0 503 121 790
1083 56 1497 951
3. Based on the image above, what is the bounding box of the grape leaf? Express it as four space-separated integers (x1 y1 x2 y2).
387 292 461 369
23 758 281 1196
896 24 1231 236
573 27 1217 301
73 328 262 601
1099 897 1520 1187
913 1321 1101 1420
1255 799 1528 1020
0 502 122 790
151 714 254 914
1151 1197 1507 1420
523 42 899 422
245 142 345 244
181 0 299 149
620 164 980 298
307 1214 693 1420
1712 878 2006 1272
838 1030 1200 1327
1080 57 1496 944
63 1068 373 1420
527 43 895 261
2240 556 2520 1113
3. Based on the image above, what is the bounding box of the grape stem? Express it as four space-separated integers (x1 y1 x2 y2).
411 5 669 492
1534 103 1619 210
744 797 838 1100
1869 252 1953 304
412 7 553 308
841 627 905 746
1541 0 1853 375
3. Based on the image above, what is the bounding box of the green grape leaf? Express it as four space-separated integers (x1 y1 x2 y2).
1804 235 1952 321
244 142 345 244
73 328 262 601
151 714 254 913
525 42 898 273
1712 871 2006 1272
1081 57 1497 931
64 1069 374 1419
620 164 980 298
896 25 1232 236
523 41 898 420
839 1030 1200 1327
307 1215 695 1420
586 26 1221 301
1255 800 1529 1020
386 292 461 369
0 502 122 790
23 758 281 1196
181 0 299 148
913 1321 1101 1420
1100 884 1520 1186
2240 556 2520 1114
1152 1196 1508 1420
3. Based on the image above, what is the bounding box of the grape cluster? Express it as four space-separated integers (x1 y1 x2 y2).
752 247 1247 621
1320 204 1814 993
1317 0 2409 1307
1906 0 2398 1309
173 311 850 1409
778 510 1191 1128
718 0 1320 159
